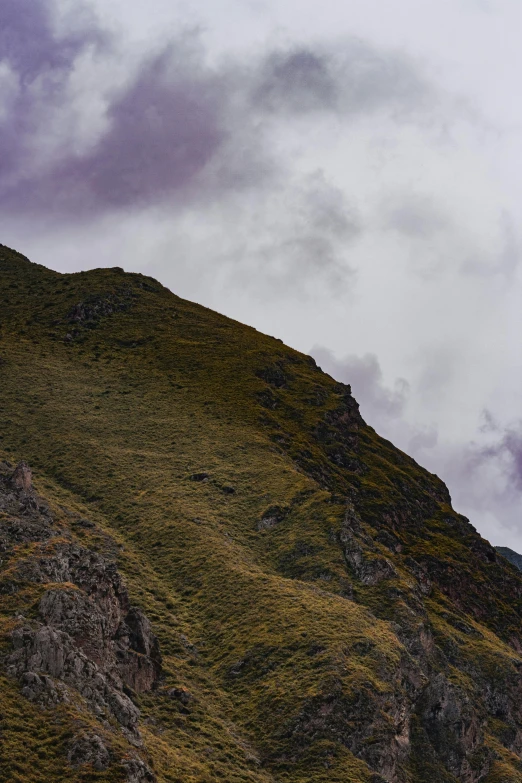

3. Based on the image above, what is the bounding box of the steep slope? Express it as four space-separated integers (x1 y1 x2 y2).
496 548 522 573
1 242 522 783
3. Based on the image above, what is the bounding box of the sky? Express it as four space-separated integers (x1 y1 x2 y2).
1 0 522 549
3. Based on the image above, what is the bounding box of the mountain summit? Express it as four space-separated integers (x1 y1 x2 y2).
1 243 522 783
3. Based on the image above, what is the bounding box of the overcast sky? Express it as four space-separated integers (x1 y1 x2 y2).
2 0 522 549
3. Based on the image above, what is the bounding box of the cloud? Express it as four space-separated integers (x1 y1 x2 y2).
0 24 235 215
54 47 227 211
0 0 105 181
464 415 522 496
0 0 446 223
177 170 361 299
381 193 449 239
253 40 432 120
249 171 361 294
378 190 520 280
254 49 337 114
0 0 103 81
460 210 520 278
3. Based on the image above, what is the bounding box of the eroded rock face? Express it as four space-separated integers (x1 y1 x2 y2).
123 758 157 782
10 461 32 491
0 462 160 770
418 674 487 783
68 288 134 325
7 621 142 733
282 676 416 783
10 539 162 695
340 503 398 586
67 732 111 771
12 541 161 694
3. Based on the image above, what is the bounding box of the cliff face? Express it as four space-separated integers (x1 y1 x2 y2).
1 243 522 783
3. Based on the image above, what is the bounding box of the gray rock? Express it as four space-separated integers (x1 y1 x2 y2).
10 461 32 492
67 733 111 770
123 758 156 782
0 469 162 750
15 543 161 693
168 686 194 705
6 622 140 733
339 504 397 586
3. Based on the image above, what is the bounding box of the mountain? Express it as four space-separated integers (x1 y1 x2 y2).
2 242 522 783
496 547 522 573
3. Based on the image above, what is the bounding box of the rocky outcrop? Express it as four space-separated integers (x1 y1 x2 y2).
67 732 111 770
10 460 32 491
417 673 488 783
123 758 157 782
13 542 161 693
0 461 160 773
339 502 398 586
281 673 418 783
68 288 135 325
7 610 143 735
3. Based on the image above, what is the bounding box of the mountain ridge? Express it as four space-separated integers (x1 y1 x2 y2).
496 548 522 573
2 243 522 782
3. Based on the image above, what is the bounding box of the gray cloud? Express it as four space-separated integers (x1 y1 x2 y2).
333 40 432 119
254 49 337 114
223 171 360 297
382 193 449 238
0 24 235 215
461 210 520 278
301 171 359 238
0 0 105 184
52 48 226 211
0 0 104 82
379 190 520 280
464 415 522 497
253 41 432 119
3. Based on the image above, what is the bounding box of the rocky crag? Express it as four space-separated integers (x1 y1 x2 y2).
0 459 160 780
2 242 522 782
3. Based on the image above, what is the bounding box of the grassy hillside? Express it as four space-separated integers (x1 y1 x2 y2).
1 243 522 783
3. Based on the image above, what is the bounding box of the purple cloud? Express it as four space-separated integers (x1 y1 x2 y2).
0 10 230 216
0 0 101 79
25 48 226 213
0 0 438 222
0 0 104 179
